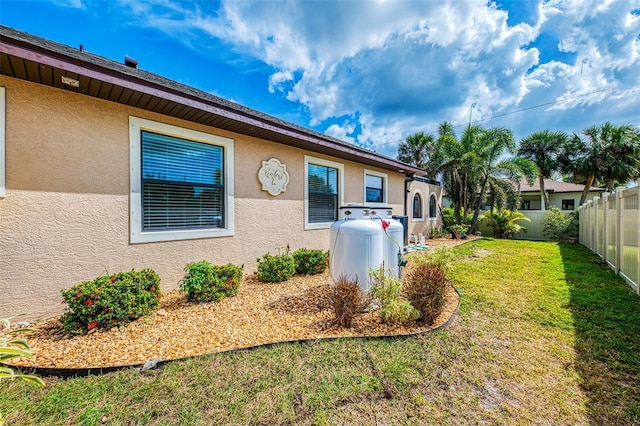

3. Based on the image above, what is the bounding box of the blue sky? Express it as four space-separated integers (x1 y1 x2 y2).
2 0 639 158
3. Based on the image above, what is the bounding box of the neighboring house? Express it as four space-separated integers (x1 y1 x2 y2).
475 179 605 240
442 179 605 212
441 179 605 240
517 179 605 211
0 26 441 320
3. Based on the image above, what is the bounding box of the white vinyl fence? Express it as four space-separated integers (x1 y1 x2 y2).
579 184 640 294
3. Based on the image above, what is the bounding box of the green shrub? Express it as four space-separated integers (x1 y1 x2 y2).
329 275 364 328
370 267 419 325
292 248 328 275
403 261 448 325
442 207 473 233
0 318 44 387
481 209 530 239
543 207 578 242
60 269 160 334
256 252 295 282
449 224 470 239
428 227 448 239
180 261 243 303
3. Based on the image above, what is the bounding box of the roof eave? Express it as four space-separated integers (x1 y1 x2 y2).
0 26 424 176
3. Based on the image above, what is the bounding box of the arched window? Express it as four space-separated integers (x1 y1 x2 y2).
412 193 423 219
428 194 437 219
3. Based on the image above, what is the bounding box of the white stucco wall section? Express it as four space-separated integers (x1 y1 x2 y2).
129 116 235 243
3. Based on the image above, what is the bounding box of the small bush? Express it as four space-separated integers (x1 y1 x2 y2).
449 224 470 239
60 269 160 334
256 252 295 282
403 262 448 325
428 227 448 239
370 267 420 324
180 261 243 303
292 248 328 275
481 209 530 239
543 207 578 242
329 275 364 328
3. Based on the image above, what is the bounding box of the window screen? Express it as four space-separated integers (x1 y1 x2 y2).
562 199 575 210
308 163 338 223
141 131 224 231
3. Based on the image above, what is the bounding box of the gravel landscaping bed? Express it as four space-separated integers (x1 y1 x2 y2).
9 237 474 370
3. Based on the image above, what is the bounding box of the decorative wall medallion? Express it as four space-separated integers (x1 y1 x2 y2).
258 158 290 196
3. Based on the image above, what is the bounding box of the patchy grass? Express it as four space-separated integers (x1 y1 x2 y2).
1 239 639 425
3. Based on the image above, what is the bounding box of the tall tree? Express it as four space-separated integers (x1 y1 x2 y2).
397 132 434 170
517 130 568 210
425 121 535 230
467 128 537 232
560 122 640 204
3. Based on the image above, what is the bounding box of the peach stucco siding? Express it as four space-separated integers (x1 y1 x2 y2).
407 180 443 240
0 76 406 320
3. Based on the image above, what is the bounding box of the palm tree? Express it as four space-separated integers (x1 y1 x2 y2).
467 128 537 232
425 122 535 231
481 209 531 239
560 123 640 204
397 132 434 170
518 130 568 210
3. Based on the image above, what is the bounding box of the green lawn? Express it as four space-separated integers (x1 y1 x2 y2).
2 239 639 425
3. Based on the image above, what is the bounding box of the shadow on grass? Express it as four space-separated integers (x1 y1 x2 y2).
559 243 640 425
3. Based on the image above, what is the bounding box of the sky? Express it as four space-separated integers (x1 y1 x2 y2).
2 0 639 159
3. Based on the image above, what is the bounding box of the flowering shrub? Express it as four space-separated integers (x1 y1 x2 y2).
292 248 328 275
60 269 160 334
329 275 364 328
180 261 243 303
256 252 295 282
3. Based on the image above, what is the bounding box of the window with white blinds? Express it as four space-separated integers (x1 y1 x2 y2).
308 163 338 223
142 131 224 231
129 117 234 243
304 156 343 229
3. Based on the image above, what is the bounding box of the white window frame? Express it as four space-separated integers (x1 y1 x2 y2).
428 192 438 220
412 190 424 222
304 155 344 230
129 116 234 243
364 169 388 206
0 87 5 199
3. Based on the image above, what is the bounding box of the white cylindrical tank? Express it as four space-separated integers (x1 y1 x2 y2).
330 209 384 293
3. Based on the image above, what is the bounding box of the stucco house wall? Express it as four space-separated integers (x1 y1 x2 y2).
0 76 407 320
407 179 443 241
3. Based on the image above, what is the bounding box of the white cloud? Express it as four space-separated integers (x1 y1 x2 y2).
52 0 85 8
117 0 640 152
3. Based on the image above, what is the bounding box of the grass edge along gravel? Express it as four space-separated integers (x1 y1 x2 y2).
1 239 639 425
